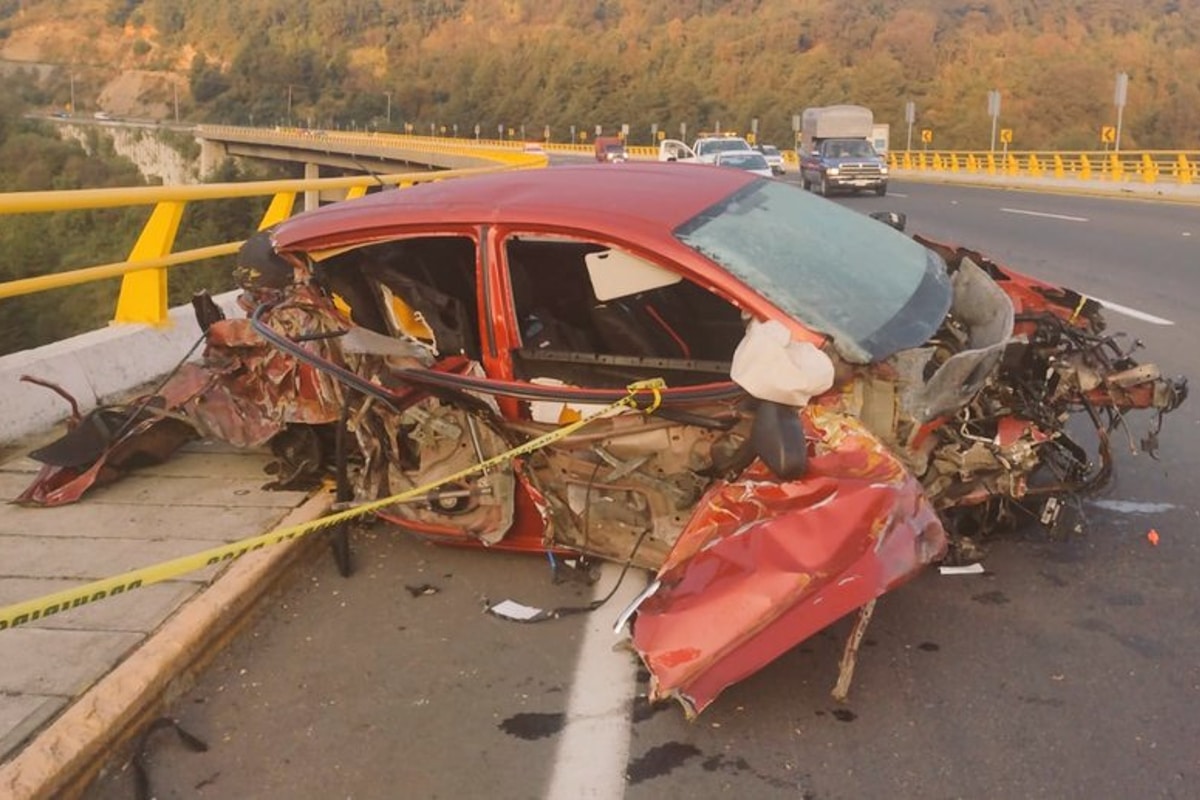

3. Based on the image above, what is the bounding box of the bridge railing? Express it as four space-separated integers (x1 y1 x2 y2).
0 154 542 329
890 149 1197 184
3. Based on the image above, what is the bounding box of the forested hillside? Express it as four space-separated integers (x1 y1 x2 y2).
3 0 1199 150
0 75 265 355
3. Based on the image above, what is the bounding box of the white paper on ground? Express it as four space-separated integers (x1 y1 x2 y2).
487 599 546 621
938 563 986 575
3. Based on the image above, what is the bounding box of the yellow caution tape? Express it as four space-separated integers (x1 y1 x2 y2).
0 379 666 631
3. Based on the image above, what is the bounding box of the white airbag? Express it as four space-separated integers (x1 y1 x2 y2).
730 319 835 407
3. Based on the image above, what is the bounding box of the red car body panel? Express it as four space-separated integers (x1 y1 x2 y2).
631 405 946 715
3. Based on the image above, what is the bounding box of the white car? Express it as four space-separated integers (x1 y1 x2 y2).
658 136 754 164
756 144 786 175
713 150 774 178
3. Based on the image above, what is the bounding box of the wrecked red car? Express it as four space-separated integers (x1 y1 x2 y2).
18 163 1186 715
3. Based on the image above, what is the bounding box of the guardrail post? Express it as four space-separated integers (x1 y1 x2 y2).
258 192 298 230
903 152 913 170
1028 154 1043 177
1141 153 1157 184
1109 153 1123 182
1053 154 1065 179
1079 154 1091 180
949 154 959 173
113 200 185 325
966 154 978 173
986 153 997 175
1179 154 1193 185
932 153 944 171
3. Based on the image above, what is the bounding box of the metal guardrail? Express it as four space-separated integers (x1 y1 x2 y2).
477 138 1197 186
4 127 1197 334
0 138 545 326
887 150 1197 185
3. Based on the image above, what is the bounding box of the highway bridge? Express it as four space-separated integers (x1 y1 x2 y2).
1 131 1198 799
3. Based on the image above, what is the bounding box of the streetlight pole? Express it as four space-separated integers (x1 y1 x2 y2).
987 90 1001 153
905 100 915 152
385 91 392 126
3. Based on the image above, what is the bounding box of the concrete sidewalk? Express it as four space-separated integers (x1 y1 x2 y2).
0 439 325 798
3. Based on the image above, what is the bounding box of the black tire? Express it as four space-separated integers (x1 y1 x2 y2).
801 175 811 191
875 183 888 197
818 175 829 196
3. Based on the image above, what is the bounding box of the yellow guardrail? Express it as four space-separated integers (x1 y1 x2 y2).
0 135 546 327
6 126 1197 338
887 149 1197 185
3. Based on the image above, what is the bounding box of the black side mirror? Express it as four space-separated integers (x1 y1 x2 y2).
750 400 808 480
869 211 907 232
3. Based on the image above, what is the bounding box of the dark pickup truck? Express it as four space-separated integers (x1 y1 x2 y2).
799 138 888 196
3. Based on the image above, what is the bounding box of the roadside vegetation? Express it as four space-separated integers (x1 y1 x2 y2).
6 0 1197 150
0 78 265 355
2 0 1199 353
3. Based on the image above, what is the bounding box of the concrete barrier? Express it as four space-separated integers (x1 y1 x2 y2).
0 291 242 445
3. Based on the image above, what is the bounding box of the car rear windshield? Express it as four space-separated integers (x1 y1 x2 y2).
674 180 951 363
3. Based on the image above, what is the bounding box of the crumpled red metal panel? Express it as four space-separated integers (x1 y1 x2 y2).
177 290 352 447
631 406 946 716
15 288 355 505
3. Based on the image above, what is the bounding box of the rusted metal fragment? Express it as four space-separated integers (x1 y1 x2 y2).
15 411 195 506
632 407 946 716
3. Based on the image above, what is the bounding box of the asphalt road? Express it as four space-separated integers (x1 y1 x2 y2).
84 181 1200 800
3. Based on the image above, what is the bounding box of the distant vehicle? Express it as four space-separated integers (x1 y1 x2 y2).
593 136 627 163
713 150 774 177
755 144 785 175
870 124 890 156
53 111 70 119
658 134 754 165
523 142 547 154
93 111 112 121
797 105 889 196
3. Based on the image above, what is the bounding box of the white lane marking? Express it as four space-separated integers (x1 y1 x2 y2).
1001 207 1089 222
1090 499 1177 514
1090 296 1175 326
545 562 646 800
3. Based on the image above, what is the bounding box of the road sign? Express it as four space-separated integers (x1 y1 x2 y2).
920 128 933 144
1101 125 1116 144
999 128 1013 144
746 132 756 144
1114 72 1129 108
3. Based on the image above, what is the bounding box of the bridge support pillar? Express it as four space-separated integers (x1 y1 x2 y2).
305 163 320 211
198 139 227 179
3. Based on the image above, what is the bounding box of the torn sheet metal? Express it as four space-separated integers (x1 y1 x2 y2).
631 406 946 716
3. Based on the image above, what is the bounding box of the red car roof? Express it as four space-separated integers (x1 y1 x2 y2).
270 162 757 252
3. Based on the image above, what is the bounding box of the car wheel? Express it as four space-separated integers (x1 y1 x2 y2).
801 175 811 191
876 183 888 197
818 175 829 196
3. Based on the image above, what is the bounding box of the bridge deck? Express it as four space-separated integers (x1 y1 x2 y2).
0 439 313 778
